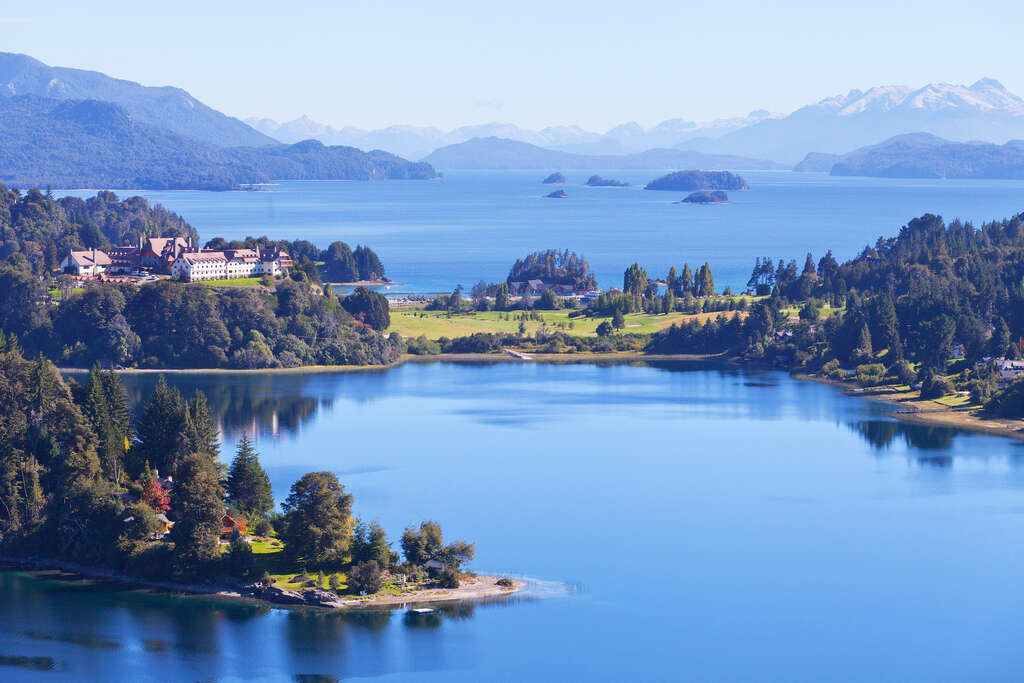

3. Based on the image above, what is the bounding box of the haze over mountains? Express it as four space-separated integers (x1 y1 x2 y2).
247 111 781 161
4 49 1024 186
253 79 1024 165
422 137 783 171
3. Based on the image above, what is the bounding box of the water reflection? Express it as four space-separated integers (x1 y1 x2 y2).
850 419 958 452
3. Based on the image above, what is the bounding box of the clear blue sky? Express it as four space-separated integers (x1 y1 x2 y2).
2 0 1021 131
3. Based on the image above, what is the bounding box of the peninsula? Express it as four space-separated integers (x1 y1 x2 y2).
0 358 516 610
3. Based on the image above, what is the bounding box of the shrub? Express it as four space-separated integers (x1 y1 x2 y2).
854 363 886 387
496 577 514 588
437 564 460 589
329 574 342 591
348 560 383 594
985 378 1024 417
920 374 954 399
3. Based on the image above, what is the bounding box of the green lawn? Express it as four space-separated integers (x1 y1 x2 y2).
48 287 85 301
388 309 745 340
199 277 266 288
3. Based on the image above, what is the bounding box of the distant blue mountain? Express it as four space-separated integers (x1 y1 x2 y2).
0 95 438 190
796 133 1024 179
0 51 274 148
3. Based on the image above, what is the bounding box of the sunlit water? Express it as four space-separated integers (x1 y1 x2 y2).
59 171 1024 293
5 361 1024 681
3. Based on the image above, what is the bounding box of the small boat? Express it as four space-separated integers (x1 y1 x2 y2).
407 607 434 614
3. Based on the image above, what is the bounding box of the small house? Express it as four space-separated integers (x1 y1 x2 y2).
221 513 247 539
424 559 446 574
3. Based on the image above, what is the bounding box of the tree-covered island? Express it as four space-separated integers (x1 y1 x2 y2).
0 359 518 607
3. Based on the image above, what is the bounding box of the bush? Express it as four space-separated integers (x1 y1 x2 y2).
348 560 383 594
920 374 954 399
329 574 342 591
496 577 514 588
437 564 460 589
406 334 441 355
854 363 886 387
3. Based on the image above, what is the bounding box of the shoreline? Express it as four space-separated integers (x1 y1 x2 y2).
0 556 525 612
58 352 1023 442
795 373 1024 442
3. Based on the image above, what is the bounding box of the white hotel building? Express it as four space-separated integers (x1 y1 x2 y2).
171 247 292 282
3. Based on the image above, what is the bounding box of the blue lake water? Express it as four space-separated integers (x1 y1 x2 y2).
6 361 1024 681
60 172 1024 293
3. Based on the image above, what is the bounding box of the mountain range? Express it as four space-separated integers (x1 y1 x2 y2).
246 111 780 160
422 137 783 171
253 79 1024 165
795 133 1024 179
0 52 436 190
0 52 274 148
0 95 437 190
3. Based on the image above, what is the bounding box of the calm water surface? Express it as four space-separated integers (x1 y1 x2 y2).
60 172 1024 293
5 361 1024 681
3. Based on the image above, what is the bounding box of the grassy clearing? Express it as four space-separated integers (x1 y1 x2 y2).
48 287 85 301
199 277 266 288
388 309 746 340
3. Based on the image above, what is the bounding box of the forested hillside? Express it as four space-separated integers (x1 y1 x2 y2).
0 96 438 190
0 186 400 369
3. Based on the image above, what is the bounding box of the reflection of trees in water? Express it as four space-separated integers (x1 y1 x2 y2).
118 375 324 439
850 420 957 454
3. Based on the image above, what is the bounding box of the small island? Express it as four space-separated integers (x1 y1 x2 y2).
678 191 729 204
542 172 566 184
644 170 748 191
585 175 630 187
545 189 570 198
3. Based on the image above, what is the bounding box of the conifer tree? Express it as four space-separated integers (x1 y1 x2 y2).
226 434 273 520
170 450 225 577
135 376 187 478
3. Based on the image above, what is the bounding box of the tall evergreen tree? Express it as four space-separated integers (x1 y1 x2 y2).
134 376 187 478
170 450 225 577
226 434 273 520
184 391 219 460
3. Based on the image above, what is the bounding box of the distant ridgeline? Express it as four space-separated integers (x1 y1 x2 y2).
0 96 438 190
0 187 399 369
644 171 748 191
796 133 1024 179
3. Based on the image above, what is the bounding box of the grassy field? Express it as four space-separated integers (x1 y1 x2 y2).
387 309 746 340
199 277 266 288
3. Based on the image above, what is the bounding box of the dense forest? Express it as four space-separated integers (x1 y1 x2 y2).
645 212 1024 414
0 186 399 368
0 356 475 591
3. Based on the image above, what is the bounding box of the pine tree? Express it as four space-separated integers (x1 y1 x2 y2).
184 391 219 460
856 323 873 357
680 263 694 295
135 376 187 478
170 450 225 577
226 434 274 520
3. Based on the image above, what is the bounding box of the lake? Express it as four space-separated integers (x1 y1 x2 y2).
60 171 1024 294
5 361 1024 681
